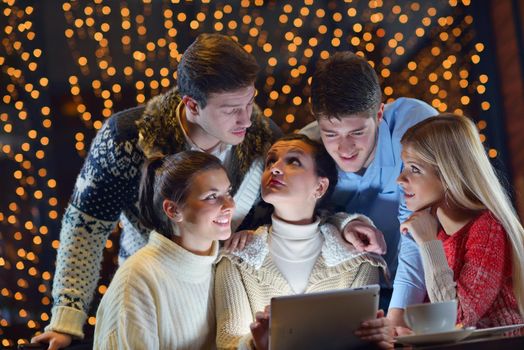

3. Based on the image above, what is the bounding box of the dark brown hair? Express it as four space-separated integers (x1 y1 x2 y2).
177 33 259 108
311 51 382 120
138 151 226 238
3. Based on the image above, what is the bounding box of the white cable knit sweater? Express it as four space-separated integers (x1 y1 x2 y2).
93 231 218 350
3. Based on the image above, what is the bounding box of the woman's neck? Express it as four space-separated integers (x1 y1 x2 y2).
173 234 214 256
436 204 479 236
273 207 315 225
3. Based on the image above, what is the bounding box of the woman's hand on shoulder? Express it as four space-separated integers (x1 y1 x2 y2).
223 230 255 251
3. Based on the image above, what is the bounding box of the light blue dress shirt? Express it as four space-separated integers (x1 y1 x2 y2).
301 98 438 309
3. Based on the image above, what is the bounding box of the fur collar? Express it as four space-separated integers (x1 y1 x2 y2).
220 223 386 270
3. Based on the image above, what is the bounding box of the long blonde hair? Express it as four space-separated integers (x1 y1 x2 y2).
401 114 524 317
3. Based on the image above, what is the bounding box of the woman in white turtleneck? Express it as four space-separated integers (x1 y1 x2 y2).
93 151 234 350
215 134 390 350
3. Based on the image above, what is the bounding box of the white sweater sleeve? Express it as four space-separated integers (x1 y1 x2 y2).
419 240 457 302
94 266 160 349
328 212 377 231
215 258 255 349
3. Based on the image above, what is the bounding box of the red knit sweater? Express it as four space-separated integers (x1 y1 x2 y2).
438 210 523 328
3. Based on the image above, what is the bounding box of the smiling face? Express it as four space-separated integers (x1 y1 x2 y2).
261 139 328 221
188 85 256 147
175 168 235 247
397 145 446 212
318 110 382 173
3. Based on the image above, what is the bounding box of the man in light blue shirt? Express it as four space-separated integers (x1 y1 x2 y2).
301 52 437 327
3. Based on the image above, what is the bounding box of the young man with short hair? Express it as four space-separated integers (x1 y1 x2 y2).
302 51 437 326
33 33 281 349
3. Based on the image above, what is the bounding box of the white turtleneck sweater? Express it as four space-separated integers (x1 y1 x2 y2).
269 215 323 293
94 231 218 350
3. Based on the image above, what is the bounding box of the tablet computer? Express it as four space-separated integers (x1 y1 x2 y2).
269 284 380 350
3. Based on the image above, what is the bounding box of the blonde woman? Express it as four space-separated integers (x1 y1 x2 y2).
397 114 524 328
215 134 390 349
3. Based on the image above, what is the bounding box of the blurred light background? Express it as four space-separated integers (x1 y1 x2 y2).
1 0 524 347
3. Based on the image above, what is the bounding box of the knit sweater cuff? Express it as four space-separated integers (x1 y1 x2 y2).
45 306 87 339
328 212 376 233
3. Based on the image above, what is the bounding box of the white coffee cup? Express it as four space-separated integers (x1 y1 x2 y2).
404 300 458 334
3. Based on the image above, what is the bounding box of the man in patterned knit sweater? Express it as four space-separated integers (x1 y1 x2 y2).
32 33 281 349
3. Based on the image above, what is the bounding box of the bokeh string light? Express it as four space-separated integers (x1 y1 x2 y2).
0 1 62 348
0 0 501 346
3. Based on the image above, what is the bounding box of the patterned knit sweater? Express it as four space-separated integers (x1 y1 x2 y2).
215 218 387 350
419 211 523 328
93 231 217 350
46 88 280 338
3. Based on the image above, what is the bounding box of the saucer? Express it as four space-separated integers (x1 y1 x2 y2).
466 323 524 340
396 328 475 346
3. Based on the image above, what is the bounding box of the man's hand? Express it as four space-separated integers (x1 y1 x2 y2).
250 305 270 350
223 230 255 251
31 331 72 350
343 219 387 255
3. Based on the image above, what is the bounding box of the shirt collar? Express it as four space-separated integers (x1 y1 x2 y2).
374 118 395 168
